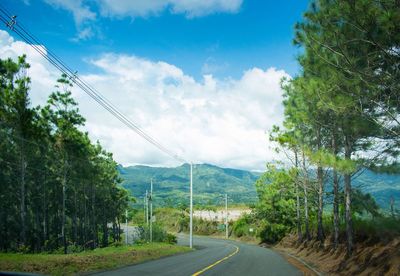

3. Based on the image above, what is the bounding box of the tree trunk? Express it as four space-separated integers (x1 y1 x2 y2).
302 150 311 240
117 218 121 241
73 188 78 244
91 182 97 249
34 204 41 252
332 130 340 249
112 222 116 243
62 159 68 254
102 216 108 247
344 136 353 256
83 183 87 247
317 166 325 242
42 172 47 249
333 169 340 247
294 149 302 242
20 148 27 247
316 127 325 242
390 196 395 217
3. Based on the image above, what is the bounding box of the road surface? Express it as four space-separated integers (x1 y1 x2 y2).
93 234 301 276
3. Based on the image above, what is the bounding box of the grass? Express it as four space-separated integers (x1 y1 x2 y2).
0 243 192 275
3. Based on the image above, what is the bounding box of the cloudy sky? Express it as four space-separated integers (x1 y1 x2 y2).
0 0 308 171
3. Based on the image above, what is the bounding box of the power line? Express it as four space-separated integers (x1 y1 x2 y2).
0 6 187 164
0 6 196 249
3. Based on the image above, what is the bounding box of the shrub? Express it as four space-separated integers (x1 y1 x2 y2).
233 216 249 237
112 241 123 247
259 221 289 244
67 244 84 253
141 224 178 244
166 233 177 244
353 216 400 243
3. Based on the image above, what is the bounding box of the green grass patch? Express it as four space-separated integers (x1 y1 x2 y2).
0 243 192 275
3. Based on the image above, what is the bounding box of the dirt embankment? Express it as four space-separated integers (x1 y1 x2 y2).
275 234 400 275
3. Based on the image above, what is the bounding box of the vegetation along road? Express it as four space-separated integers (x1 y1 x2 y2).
94 234 300 276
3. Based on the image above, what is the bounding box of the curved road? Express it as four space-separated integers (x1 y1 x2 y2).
94 234 301 276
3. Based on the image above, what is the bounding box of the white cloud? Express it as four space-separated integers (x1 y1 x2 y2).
97 0 243 18
0 30 288 171
39 0 242 40
71 27 94 42
201 57 229 75
43 0 96 41
0 31 58 104
44 0 96 25
42 0 242 21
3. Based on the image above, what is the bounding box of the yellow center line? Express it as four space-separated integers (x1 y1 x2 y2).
192 245 240 276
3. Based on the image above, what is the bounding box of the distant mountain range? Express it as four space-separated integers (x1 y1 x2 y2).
351 170 400 211
118 163 260 207
118 164 400 211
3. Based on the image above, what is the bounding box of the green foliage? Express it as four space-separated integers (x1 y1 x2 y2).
259 221 289 244
264 0 400 254
193 218 219 235
140 224 177 244
253 165 297 243
165 233 177 244
232 214 257 238
352 216 400 243
351 189 380 218
0 57 132 253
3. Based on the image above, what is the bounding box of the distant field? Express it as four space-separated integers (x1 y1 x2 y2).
0 243 191 276
194 208 251 222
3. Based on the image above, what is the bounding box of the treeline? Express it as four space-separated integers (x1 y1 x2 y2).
0 56 132 253
255 0 399 255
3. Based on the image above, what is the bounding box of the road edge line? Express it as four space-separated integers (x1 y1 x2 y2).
275 249 322 276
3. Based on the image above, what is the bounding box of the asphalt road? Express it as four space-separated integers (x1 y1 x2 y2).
93 234 301 276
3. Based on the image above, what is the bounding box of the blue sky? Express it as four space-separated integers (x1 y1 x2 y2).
5 0 308 79
0 0 310 170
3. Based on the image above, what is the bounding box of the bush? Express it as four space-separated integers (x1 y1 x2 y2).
16 245 31 254
112 241 123 247
67 244 84 253
259 221 290 244
353 216 400 243
141 224 177 244
194 218 218 235
233 216 250 237
166 233 177 244
178 216 189 232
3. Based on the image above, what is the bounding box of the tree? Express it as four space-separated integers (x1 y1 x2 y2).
0 57 132 253
255 165 297 243
288 0 393 255
45 73 85 253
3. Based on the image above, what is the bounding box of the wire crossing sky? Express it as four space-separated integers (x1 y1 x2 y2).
0 4 187 164
0 0 309 170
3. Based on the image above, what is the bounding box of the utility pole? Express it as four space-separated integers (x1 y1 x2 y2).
143 193 146 225
145 190 149 227
190 163 193 248
225 194 228 239
150 178 153 243
125 209 128 245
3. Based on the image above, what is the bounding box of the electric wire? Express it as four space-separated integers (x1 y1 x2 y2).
0 6 187 164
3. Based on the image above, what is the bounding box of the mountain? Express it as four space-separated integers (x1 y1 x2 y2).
118 163 260 206
118 164 400 211
351 170 400 211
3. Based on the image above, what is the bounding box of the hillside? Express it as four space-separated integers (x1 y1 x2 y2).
118 163 260 206
352 170 400 211
118 164 400 211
